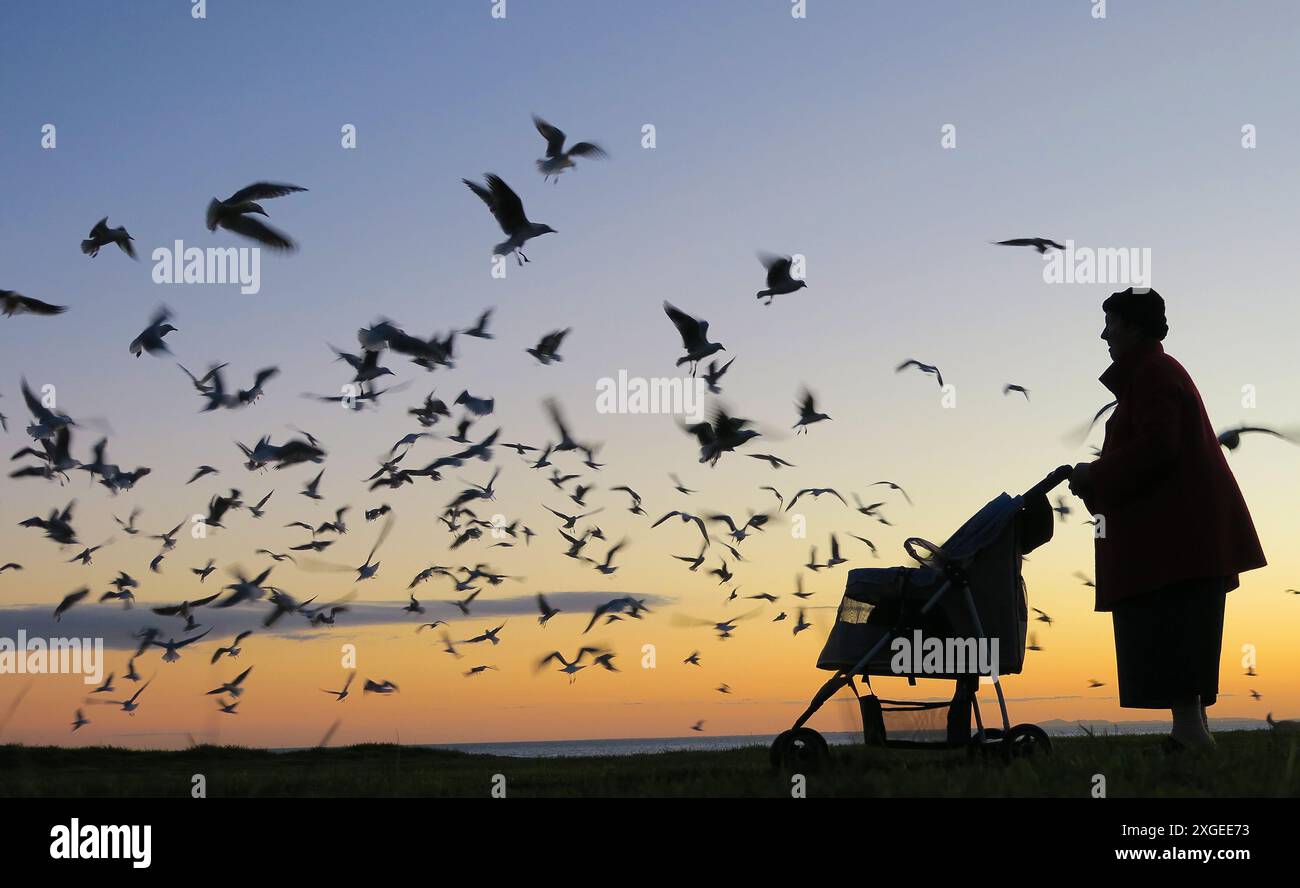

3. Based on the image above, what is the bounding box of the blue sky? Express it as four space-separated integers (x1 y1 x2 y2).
3 1 1300 744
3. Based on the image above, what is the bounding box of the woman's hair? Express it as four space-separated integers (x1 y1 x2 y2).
1102 287 1168 341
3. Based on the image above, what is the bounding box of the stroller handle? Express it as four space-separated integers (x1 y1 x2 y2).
1024 464 1074 500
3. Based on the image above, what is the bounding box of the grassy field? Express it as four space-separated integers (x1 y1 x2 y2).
1 730 1296 797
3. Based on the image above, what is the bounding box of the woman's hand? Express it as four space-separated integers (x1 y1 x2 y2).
1067 462 1093 498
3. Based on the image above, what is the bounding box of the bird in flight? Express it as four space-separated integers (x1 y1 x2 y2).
994 237 1065 254
323 671 357 701
664 301 725 376
755 253 807 305
870 480 913 506
92 679 153 715
536 646 606 682
1217 425 1296 451
792 387 831 434
207 181 308 250
535 592 561 627
129 307 178 358
211 631 253 663
53 587 90 622
685 406 759 465
80 217 136 259
146 629 213 663
702 356 736 394
895 359 943 389
526 328 570 365
532 114 608 183
463 174 555 265
1 289 66 318
207 666 253 699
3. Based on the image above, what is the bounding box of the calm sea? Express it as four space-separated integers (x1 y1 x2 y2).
412 718 1267 758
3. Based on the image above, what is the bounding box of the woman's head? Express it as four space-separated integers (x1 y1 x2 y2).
1101 287 1167 360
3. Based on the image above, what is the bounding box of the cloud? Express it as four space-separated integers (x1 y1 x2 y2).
0 591 672 650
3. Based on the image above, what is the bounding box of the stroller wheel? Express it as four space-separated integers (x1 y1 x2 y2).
770 728 830 773
1004 724 1053 759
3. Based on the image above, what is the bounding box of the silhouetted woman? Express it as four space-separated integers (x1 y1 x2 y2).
1068 288 1266 750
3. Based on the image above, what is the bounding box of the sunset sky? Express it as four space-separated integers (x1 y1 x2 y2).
1 0 1298 749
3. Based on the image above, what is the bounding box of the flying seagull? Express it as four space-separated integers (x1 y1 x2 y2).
1217 425 1296 451
207 666 253 699
207 182 307 250
1063 399 1119 446
536 647 605 682
81 217 136 259
323 671 356 701
895 359 943 388
755 253 807 305
461 308 494 339
2 290 67 318
535 592 561 627
129 307 177 357
53 587 90 622
792 387 831 434
664 301 725 375
702 356 736 394
526 328 570 365
462 174 555 265
994 237 1065 254
870 480 912 505
532 114 608 183
685 406 760 465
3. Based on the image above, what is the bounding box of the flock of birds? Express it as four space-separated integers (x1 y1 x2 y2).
3 114 1296 744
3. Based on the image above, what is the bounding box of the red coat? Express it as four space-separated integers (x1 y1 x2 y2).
1083 340 1266 611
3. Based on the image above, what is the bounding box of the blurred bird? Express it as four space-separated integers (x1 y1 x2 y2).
1 289 67 317
685 406 759 465
536 646 605 682
664 302 725 375
526 328 570 365
129 307 177 357
755 253 807 305
895 359 943 388
81 217 136 259
53 587 90 621
463 174 555 265
994 237 1065 254
1217 424 1296 451
207 182 307 250
532 114 608 183
792 387 831 434
322 672 356 701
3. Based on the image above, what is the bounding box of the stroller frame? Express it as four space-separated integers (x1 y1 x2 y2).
770 466 1073 769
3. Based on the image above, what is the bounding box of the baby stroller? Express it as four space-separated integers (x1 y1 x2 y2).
770 465 1072 772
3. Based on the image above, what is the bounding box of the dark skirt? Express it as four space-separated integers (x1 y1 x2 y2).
1111 575 1234 709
